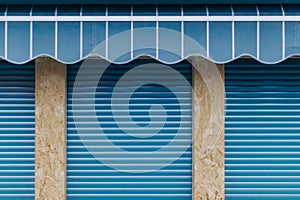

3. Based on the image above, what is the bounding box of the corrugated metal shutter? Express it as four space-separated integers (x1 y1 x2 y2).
225 59 300 200
67 59 192 200
0 61 35 199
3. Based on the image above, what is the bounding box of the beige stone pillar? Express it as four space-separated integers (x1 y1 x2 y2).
35 57 67 200
191 57 225 200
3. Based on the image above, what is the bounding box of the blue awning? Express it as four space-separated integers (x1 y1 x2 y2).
1 4 300 64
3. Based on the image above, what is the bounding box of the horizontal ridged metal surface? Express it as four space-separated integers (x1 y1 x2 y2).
225 58 300 200
0 61 35 199
67 59 192 200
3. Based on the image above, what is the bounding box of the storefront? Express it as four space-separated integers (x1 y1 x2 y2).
0 1 299 200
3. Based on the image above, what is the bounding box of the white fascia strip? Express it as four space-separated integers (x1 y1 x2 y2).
0 15 298 22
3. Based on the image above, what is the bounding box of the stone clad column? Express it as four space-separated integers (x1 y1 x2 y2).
190 57 225 199
35 57 67 200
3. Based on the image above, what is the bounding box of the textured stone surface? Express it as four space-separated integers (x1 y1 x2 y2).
190 57 224 200
35 57 66 200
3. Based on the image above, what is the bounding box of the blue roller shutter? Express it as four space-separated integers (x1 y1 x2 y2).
225 58 300 200
67 59 192 200
0 61 35 199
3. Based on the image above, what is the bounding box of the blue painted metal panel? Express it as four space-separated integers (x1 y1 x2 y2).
234 22 257 58
67 59 192 199
58 6 82 62
0 61 35 199
7 5 31 16
259 22 283 62
108 5 131 16
182 5 206 16
82 6 106 58
209 22 232 62
232 5 257 15
108 22 131 62
133 5 156 16
33 22 55 57
0 22 4 57
225 58 300 200
158 22 181 63
133 22 156 58
208 5 232 16
7 22 30 63
82 22 106 58
184 22 207 57
158 5 181 16
257 5 283 15
285 22 300 57
57 22 81 62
